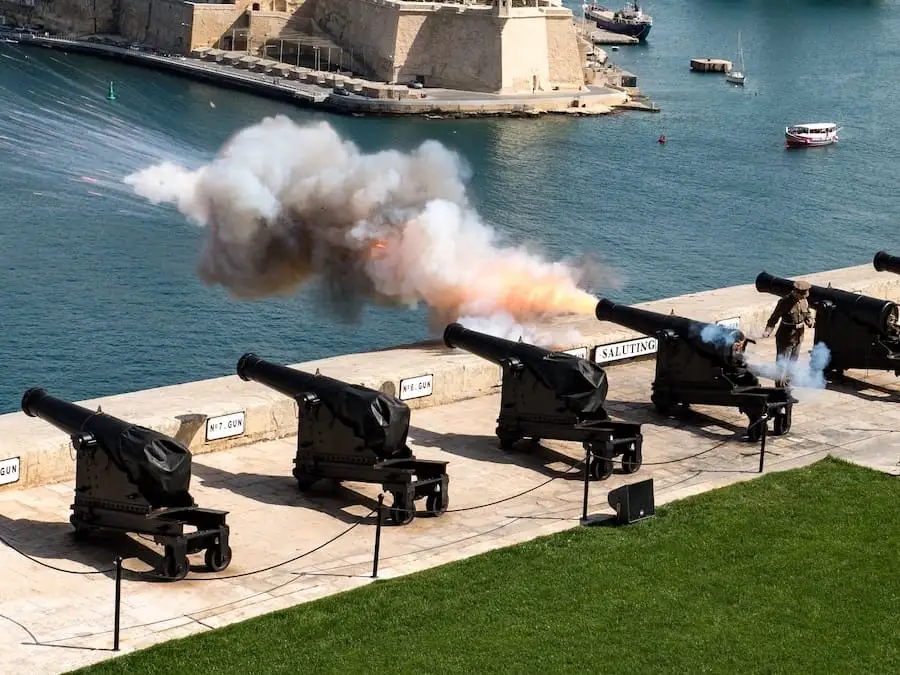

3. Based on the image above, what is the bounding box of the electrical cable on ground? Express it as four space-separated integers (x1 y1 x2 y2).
0 534 115 575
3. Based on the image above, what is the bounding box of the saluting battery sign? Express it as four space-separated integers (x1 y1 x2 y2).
399 374 433 401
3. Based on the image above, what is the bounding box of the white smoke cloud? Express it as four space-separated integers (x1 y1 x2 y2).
457 313 585 349
748 342 832 400
123 115 606 329
698 322 738 347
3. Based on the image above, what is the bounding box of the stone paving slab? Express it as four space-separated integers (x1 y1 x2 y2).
0 341 898 673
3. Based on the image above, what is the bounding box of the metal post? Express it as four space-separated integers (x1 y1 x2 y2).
758 415 768 473
113 556 123 651
581 447 592 521
327 46 331 71
279 39 283 62
296 43 300 66
372 494 384 578
339 48 343 71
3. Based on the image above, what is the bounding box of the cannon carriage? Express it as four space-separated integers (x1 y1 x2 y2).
236 354 448 525
21 388 231 581
595 300 795 442
443 323 643 481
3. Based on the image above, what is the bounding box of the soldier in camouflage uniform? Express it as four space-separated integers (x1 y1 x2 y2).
762 280 814 387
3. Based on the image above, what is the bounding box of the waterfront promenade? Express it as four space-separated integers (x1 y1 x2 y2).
9 34 650 117
1 263 899 672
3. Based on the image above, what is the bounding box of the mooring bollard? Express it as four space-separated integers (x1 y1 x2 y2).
113 556 123 651
372 493 384 579
581 446 592 521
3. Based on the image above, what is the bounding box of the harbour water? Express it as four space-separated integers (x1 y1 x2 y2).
1 0 898 412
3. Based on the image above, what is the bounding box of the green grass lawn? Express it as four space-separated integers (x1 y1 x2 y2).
73 458 900 674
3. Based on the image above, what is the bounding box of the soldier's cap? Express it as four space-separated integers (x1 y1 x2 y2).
793 280 811 292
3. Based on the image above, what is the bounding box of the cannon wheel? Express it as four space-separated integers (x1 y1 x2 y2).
621 446 642 474
163 550 190 581
747 416 764 443
651 393 673 416
294 471 318 491
588 453 614 481
426 490 449 516
390 492 415 525
773 407 792 436
204 545 233 573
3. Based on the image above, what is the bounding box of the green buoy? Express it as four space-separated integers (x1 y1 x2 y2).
106 81 116 101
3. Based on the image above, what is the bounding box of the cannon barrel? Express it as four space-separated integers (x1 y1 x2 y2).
874 251 900 275
443 322 558 364
237 352 351 400
595 299 746 357
595 299 701 340
444 323 610 415
20 388 192 509
237 353 411 458
755 271 897 334
22 387 98 434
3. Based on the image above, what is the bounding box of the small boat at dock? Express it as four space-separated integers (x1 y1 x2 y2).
583 2 652 41
725 32 745 86
785 123 840 148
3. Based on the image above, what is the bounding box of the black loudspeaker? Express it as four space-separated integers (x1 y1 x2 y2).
608 479 655 525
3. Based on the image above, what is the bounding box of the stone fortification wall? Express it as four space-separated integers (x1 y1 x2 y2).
0 0 117 34
188 3 248 51
118 0 193 52
2 263 899 494
313 0 397 81
313 0 584 93
545 11 583 89
394 6 502 91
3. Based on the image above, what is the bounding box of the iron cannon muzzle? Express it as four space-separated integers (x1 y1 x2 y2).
874 251 900 275
236 352 262 382
754 271 796 297
21 387 49 418
21 387 99 434
235 352 345 400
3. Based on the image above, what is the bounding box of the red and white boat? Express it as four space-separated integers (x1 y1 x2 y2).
784 122 840 149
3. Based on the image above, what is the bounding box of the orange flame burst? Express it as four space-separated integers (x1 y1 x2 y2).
424 257 596 322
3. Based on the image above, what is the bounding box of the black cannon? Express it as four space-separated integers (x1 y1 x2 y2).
595 299 795 441
236 354 448 525
756 271 900 377
874 251 900 275
21 388 231 581
443 323 643 481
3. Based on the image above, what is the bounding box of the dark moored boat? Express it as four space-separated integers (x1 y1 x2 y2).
584 2 652 41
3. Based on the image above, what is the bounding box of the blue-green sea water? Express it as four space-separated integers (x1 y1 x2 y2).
1 0 898 412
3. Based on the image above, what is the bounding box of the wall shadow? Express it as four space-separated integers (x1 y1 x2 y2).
407 426 591 481
827 374 900 403
190 462 382 525
0 515 173 582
